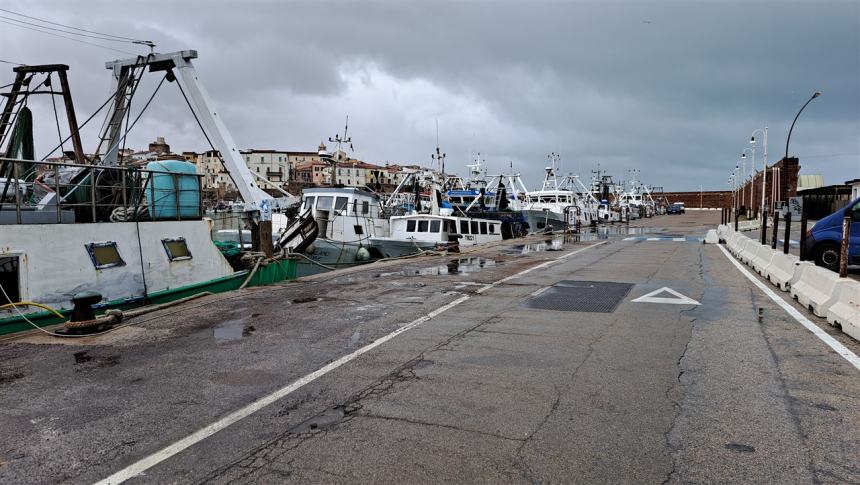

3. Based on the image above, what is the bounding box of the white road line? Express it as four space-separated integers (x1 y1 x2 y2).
717 244 860 371
95 241 607 484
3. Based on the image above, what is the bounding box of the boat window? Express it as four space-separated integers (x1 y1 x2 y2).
429 220 441 233
354 225 364 235
418 220 429 232
489 224 496 234
317 196 333 211
362 200 369 214
303 196 315 211
162 238 192 261
448 220 457 233
0 256 20 305
406 220 416 232
85 242 125 269
334 197 348 212
480 222 488 234
460 220 469 234
471 221 479 234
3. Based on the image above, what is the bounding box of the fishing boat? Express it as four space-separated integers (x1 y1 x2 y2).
0 51 314 335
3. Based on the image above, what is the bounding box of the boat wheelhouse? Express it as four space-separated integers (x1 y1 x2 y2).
370 213 502 258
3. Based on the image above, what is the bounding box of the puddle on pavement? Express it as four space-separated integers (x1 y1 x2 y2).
381 257 500 277
213 318 251 343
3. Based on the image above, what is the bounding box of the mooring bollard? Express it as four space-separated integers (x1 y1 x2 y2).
840 214 850 278
761 210 768 245
799 212 808 260
783 211 791 254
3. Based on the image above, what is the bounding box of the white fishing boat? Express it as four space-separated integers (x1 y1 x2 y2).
0 51 315 335
370 213 503 257
294 186 389 265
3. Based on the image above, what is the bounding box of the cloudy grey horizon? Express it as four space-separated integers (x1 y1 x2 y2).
1 0 858 191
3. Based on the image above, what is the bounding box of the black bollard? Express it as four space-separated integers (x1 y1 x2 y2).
840 215 850 278
771 212 779 249
761 210 768 245
799 212 808 260
734 208 739 231
783 211 791 254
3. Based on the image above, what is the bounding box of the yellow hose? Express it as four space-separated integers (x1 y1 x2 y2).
0 301 66 320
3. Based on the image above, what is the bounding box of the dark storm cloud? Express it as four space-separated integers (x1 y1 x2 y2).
1 0 857 190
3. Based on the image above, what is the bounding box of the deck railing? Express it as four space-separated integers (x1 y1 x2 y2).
0 157 204 225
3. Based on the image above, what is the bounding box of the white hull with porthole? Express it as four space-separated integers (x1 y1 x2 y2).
0 220 234 312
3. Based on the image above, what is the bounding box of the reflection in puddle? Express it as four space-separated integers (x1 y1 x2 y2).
383 257 500 277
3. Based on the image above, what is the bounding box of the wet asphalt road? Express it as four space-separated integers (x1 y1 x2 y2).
1 211 859 484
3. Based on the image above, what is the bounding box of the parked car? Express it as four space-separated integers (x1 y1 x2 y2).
667 203 685 214
806 197 860 271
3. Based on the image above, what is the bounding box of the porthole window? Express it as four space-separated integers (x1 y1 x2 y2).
162 238 192 261
85 242 125 269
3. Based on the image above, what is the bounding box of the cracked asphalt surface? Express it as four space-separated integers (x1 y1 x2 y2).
1 211 859 484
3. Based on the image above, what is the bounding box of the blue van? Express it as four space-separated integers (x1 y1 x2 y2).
806 196 860 271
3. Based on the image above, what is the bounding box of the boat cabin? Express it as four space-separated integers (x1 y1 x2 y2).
300 187 388 242
388 214 502 247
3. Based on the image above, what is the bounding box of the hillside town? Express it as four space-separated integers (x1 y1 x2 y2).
46 136 427 202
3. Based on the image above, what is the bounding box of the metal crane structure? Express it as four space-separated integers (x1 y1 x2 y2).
95 50 300 255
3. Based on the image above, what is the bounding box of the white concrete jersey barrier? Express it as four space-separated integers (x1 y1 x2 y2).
738 238 758 264
750 244 778 275
763 253 810 291
791 266 852 317
826 281 860 338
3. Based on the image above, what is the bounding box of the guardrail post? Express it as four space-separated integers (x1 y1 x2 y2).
840 214 850 278
783 211 791 254
771 212 779 249
799 212 808 260
761 210 768 245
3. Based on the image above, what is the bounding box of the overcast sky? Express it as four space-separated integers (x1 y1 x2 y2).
1 0 858 191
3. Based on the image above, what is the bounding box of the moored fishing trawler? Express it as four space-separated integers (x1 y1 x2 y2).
0 51 315 335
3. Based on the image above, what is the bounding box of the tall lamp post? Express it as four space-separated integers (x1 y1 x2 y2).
741 149 754 212
785 92 821 160
751 127 768 218
785 92 821 260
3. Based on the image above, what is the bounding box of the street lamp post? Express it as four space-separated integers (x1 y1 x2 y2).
751 127 767 220
785 92 821 260
785 92 821 160
741 149 754 213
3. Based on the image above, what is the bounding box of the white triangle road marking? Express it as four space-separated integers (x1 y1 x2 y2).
631 287 700 305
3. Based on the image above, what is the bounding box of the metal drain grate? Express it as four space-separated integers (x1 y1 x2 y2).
522 280 634 313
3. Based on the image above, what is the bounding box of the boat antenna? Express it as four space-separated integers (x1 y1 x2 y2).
431 119 446 176
328 115 351 186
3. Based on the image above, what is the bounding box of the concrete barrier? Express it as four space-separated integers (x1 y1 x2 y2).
763 253 808 291
825 281 860 337
750 244 777 275
738 238 758 264
704 229 719 244
730 234 748 256
791 266 851 317
727 233 741 253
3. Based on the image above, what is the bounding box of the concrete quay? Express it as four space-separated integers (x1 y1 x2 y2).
1 211 859 484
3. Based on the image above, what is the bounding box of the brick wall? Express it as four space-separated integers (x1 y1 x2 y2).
662 191 733 209
735 157 800 217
